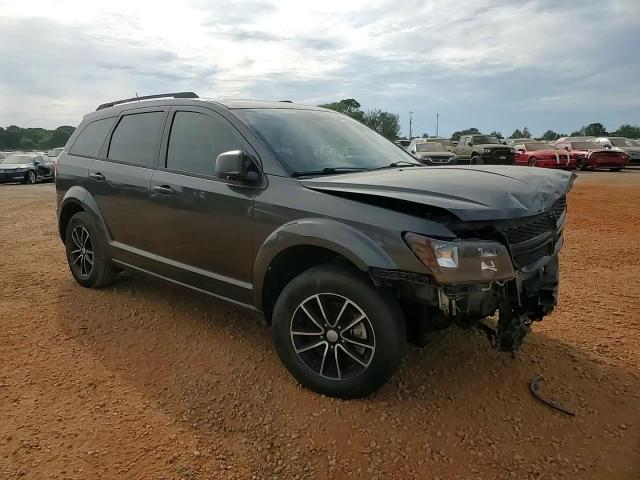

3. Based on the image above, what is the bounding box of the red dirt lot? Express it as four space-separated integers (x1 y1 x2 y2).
1 171 639 480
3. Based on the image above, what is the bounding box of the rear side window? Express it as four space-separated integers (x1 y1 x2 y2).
108 111 165 167
69 118 113 157
166 111 244 176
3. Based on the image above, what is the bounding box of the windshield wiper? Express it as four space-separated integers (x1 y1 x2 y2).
373 160 421 170
290 167 370 177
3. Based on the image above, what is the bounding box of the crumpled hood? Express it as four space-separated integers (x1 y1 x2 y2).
301 166 576 221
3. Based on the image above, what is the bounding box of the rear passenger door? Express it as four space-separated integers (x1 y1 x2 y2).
146 107 259 304
88 107 168 254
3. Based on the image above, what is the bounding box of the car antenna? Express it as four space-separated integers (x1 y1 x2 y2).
135 92 139 102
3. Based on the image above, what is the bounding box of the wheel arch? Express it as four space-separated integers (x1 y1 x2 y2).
58 187 110 243
254 218 397 322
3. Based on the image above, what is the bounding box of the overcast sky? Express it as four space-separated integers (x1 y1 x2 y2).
1 0 639 137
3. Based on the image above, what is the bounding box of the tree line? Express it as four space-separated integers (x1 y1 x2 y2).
318 99 401 140
0 125 75 151
451 122 640 142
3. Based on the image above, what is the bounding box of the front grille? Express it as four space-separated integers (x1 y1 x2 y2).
491 149 513 164
498 197 565 268
502 215 551 244
513 242 553 267
551 195 566 219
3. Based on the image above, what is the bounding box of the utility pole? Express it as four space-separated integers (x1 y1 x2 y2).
436 113 439 139
409 111 413 139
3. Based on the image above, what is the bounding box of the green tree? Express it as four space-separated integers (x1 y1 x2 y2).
584 122 607 136
570 127 586 137
522 127 531 138
614 124 640 139
541 130 560 141
510 129 523 138
362 109 401 140
490 130 503 138
451 128 480 141
318 99 365 122
19 138 36 149
49 126 75 148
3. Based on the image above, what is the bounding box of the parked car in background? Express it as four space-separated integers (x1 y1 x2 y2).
407 138 457 165
56 92 575 398
555 136 594 143
505 138 532 147
47 147 64 158
393 139 411 149
453 134 515 165
587 137 640 166
514 142 574 169
554 140 628 171
0 153 55 184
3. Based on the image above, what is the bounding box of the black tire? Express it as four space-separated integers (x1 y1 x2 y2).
470 155 484 165
610 167 622 172
23 170 36 184
272 263 406 398
64 211 116 288
576 158 588 171
528 157 537 167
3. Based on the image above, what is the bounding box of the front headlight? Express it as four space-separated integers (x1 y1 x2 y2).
403 233 515 283
509 148 515 153
483 148 492 153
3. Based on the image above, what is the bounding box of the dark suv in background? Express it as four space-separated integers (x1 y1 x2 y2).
56 92 575 398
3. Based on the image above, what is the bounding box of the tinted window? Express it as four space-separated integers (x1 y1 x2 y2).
70 118 113 157
108 111 165 167
166 111 244 175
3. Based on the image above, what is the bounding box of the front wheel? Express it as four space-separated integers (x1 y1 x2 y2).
470 155 484 165
272 263 406 398
23 170 36 184
528 157 537 167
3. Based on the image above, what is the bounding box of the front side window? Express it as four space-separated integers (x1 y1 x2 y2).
70 118 114 157
108 111 165 167
166 111 244 176
236 109 417 174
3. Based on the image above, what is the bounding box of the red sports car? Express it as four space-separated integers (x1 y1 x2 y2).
514 141 575 169
554 141 629 171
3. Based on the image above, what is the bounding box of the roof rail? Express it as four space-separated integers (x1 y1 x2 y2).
278 100 293 103
96 92 199 111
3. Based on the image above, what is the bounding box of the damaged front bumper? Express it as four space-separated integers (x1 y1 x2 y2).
371 239 562 352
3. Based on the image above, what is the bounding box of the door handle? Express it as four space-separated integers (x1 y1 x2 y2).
90 172 105 181
152 185 174 195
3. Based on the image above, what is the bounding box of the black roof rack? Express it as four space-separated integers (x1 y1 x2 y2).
96 92 199 111
278 100 293 103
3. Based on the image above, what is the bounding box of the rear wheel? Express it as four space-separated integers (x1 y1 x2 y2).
64 212 116 288
470 155 484 165
272 263 406 398
528 157 537 167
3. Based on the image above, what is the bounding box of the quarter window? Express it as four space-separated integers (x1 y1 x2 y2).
108 111 165 167
166 111 244 176
69 118 114 157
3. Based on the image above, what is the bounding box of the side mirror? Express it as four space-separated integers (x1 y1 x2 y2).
215 150 259 182
564 146 569 151
502 141 507 145
468 142 473 147
33 158 41 165
516 148 524 153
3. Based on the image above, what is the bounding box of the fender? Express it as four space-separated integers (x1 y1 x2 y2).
252 218 398 310
58 186 111 245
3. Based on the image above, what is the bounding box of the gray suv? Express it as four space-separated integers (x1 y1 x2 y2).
56 92 575 398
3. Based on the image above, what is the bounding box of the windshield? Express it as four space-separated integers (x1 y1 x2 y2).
236 109 419 174
1 154 34 165
571 142 596 150
416 142 447 152
523 142 552 151
471 136 501 145
610 138 635 148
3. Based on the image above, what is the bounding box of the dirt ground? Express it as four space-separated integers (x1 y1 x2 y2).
1 171 639 480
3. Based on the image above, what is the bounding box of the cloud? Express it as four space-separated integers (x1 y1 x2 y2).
0 0 638 136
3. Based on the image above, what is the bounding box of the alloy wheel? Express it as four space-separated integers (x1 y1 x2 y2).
28 171 36 184
70 226 94 278
290 293 376 380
